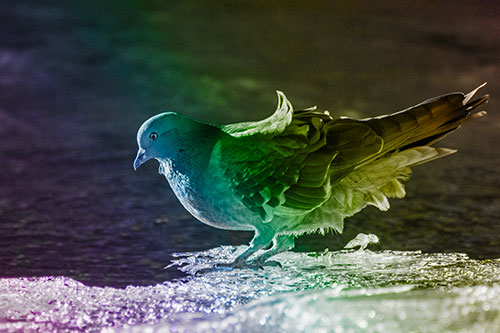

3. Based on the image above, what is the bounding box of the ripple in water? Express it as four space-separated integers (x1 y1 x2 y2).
1 235 500 332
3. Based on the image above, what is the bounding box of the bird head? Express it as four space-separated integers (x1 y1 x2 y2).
133 112 183 171
134 112 222 172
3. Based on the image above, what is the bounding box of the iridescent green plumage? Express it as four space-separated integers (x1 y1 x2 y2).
135 84 488 268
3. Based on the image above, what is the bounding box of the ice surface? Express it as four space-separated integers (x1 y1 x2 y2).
1 244 500 332
133 284 500 333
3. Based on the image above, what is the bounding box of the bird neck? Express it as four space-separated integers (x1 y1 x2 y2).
159 121 223 181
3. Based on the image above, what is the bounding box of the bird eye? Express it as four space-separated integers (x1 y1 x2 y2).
149 132 158 141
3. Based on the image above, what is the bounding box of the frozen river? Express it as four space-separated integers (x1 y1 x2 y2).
2 245 500 332
1 0 499 331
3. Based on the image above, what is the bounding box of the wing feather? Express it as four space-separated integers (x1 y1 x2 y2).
214 85 487 230
217 95 340 221
223 91 293 137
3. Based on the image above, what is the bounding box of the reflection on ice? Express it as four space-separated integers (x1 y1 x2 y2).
1 245 500 332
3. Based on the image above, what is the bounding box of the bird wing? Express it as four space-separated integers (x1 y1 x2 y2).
216 85 487 226
216 92 384 222
303 84 488 233
223 91 294 137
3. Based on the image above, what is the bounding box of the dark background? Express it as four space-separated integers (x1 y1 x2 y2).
1 0 499 287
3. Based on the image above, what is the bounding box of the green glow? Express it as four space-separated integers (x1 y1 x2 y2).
135 85 488 268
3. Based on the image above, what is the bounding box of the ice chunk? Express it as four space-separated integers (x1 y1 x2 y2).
344 233 380 250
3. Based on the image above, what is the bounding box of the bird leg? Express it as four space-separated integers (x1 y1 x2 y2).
214 226 275 270
250 234 295 268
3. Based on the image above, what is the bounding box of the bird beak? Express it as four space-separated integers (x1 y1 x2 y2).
133 148 147 171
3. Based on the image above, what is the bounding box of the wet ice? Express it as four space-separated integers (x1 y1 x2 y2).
1 241 500 332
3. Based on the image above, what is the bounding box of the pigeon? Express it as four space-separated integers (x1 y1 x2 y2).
134 84 488 269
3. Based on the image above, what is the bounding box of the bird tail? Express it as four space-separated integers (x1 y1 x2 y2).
365 83 489 154
329 83 488 213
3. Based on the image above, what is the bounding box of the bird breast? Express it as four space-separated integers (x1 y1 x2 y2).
159 159 255 231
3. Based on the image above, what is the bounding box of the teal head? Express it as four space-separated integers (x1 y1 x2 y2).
133 112 221 171
134 112 183 170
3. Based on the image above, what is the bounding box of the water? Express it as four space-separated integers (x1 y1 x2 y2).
1 0 500 331
2 243 500 331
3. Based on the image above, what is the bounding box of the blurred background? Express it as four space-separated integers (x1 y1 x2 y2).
1 0 499 287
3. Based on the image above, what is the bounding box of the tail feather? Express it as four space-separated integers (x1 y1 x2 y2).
365 83 488 154
463 82 487 105
340 146 456 212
